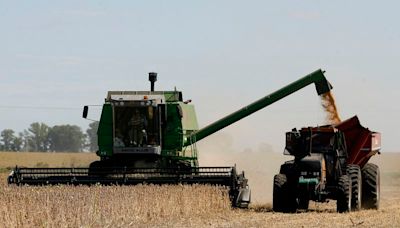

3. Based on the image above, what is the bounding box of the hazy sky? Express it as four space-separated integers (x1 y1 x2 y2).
1 1 399 152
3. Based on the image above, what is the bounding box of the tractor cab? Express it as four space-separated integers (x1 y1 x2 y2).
284 126 348 187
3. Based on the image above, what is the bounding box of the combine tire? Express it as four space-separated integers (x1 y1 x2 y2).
337 175 352 213
347 164 362 211
273 174 297 213
362 163 380 209
88 161 107 177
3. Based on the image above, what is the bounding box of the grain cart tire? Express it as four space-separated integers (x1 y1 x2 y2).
362 163 380 209
347 164 362 211
337 175 352 213
273 174 297 213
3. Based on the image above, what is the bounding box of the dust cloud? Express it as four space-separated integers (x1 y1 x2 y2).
320 91 341 124
197 133 288 204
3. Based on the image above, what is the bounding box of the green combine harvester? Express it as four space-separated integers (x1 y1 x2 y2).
8 69 333 208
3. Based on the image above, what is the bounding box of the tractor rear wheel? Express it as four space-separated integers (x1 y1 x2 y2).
337 175 352 213
362 163 380 209
273 174 297 213
347 164 362 211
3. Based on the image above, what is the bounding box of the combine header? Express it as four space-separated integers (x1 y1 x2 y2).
9 69 334 208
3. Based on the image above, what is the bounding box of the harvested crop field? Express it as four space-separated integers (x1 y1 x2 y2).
0 152 399 227
0 152 96 171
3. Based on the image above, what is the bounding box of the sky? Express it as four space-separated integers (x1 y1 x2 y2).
0 1 399 152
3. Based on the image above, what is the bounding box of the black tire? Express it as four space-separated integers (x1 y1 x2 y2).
362 163 380 209
7 175 13 185
347 164 362 211
273 174 286 212
88 161 107 177
273 174 297 213
298 196 309 210
337 175 352 213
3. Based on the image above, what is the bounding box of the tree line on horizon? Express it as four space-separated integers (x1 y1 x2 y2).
0 122 99 153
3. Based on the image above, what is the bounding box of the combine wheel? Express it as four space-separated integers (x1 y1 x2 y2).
88 161 107 177
273 174 297 213
347 164 362 211
362 163 380 209
7 175 14 185
337 175 352 213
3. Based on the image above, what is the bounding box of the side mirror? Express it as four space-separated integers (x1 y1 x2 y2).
83 106 89 118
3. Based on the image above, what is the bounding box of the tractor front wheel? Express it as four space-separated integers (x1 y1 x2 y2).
273 174 297 213
298 196 309 210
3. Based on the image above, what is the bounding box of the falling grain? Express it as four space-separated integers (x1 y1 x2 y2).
320 91 341 124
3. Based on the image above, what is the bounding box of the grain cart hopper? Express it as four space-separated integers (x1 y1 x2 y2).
273 116 381 213
9 69 333 208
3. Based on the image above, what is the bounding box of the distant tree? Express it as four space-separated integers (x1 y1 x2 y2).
28 122 50 152
48 125 86 152
86 122 99 152
1 129 15 151
11 133 24 152
20 130 32 152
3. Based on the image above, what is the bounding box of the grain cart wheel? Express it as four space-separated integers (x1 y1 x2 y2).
347 164 362 211
273 174 297 213
362 163 380 209
337 175 352 213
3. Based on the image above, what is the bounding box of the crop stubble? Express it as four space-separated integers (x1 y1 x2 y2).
0 153 399 227
0 181 231 227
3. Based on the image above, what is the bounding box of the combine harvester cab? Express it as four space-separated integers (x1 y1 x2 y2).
274 116 381 213
9 69 334 208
